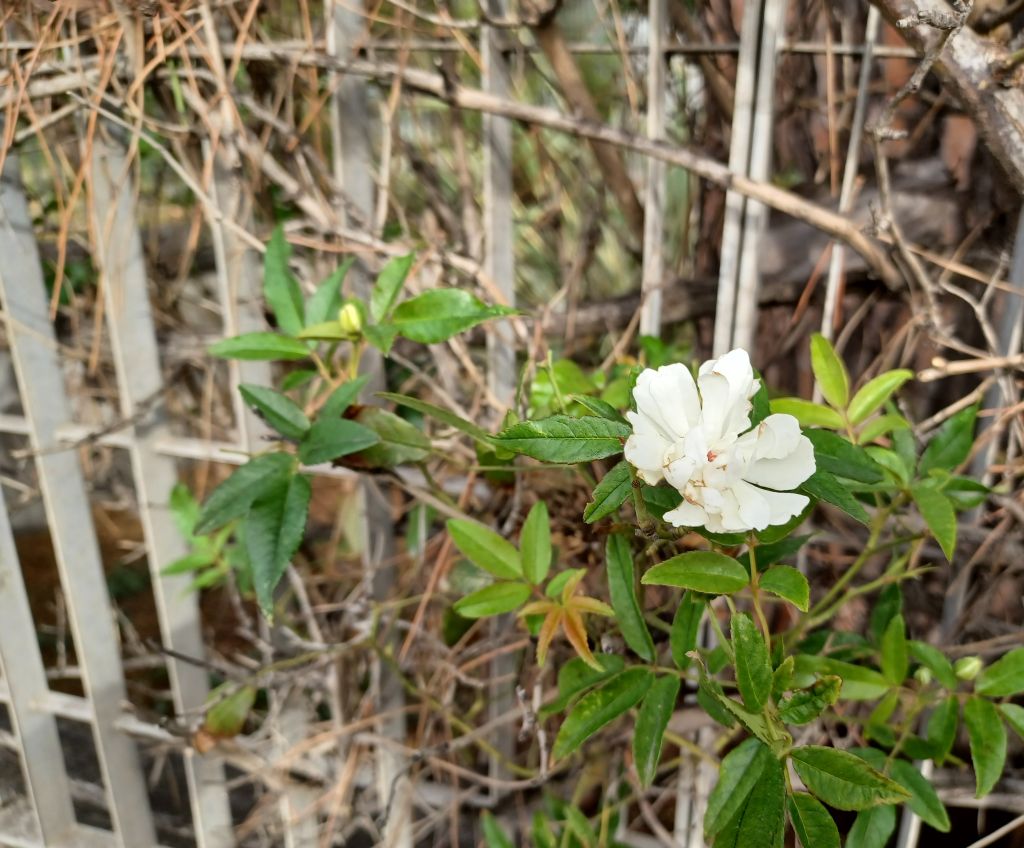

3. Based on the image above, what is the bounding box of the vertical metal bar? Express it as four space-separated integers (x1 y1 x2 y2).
712 0 763 355
732 0 788 353
820 5 880 343
640 0 667 339
638 0 671 340
481 0 519 799
0 148 157 848
482 2 516 408
0 488 76 845
328 5 411 846
89 139 234 848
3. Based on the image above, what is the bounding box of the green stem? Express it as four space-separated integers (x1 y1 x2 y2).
747 542 772 652
809 504 893 617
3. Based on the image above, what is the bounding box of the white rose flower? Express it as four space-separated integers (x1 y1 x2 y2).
624 349 816 533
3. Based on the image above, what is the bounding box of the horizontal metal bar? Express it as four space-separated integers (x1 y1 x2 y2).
0 414 360 478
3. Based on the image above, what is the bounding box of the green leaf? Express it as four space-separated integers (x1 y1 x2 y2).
162 551 216 576
943 476 990 510
845 806 896 848
239 384 310 440
347 407 431 468
779 676 842 725
769 397 845 429
363 323 398 354
975 647 1024 697
298 418 379 465
195 452 295 534
759 565 810 611
605 533 654 662
633 675 680 787
714 752 786 848
772 656 795 697
848 370 914 424
804 429 884 483
810 333 850 409
209 332 311 361
280 369 317 391
447 519 522 579
245 473 311 618
569 394 628 424
583 460 632 523
377 391 493 445
890 759 950 832
454 582 531 618
793 655 890 700
545 568 584 598
750 378 771 426
481 811 515 848
919 403 978 474
304 259 354 326
706 689 785 749
869 583 903 644
790 746 909 810
204 685 257 738
371 253 414 322
732 613 772 712
521 501 552 585
552 668 653 760
563 807 597 848
263 227 304 336
531 813 557 848
495 415 629 463
541 654 625 717
858 413 911 444
1000 703 1024 740
927 696 959 765
390 288 515 344
880 613 908 685
705 739 771 839
788 792 840 848
909 641 957 690
321 375 370 418
169 483 200 539
740 534 812 571
910 482 957 560
964 696 1007 796
799 469 869 524
670 592 705 669
642 551 749 595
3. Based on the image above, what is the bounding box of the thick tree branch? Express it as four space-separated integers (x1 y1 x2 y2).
871 0 1024 192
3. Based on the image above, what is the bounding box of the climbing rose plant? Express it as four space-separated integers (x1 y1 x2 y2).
176 237 1024 846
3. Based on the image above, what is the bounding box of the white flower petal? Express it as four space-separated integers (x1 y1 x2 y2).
756 487 811 526
729 480 772 531
632 364 700 442
744 430 816 491
663 500 708 528
624 411 670 484
664 455 697 492
751 414 803 460
697 349 757 442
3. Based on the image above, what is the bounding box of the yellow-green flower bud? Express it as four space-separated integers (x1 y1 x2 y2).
954 656 983 681
914 666 933 686
338 303 363 337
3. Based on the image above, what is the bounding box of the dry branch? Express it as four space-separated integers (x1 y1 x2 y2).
871 0 1024 192
208 43 903 289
